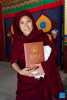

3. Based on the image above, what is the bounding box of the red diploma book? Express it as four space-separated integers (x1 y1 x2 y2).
24 42 44 68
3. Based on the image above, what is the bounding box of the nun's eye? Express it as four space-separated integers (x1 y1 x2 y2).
51 28 58 34
28 20 30 22
20 22 24 24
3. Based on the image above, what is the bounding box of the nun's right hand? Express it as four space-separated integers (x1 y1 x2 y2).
19 67 37 77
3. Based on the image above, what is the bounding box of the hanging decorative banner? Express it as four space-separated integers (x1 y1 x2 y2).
2 0 63 18
3 0 63 66
4 7 59 59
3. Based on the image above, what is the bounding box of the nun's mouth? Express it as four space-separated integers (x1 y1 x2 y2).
24 28 30 31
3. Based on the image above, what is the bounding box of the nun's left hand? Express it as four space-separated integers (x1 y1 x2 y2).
32 63 44 75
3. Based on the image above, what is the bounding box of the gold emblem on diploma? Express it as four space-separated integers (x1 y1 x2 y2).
31 46 38 52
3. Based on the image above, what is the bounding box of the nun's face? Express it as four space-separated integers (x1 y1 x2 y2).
19 16 33 36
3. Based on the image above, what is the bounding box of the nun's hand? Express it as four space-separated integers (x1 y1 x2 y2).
32 63 44 75
19 67 38 77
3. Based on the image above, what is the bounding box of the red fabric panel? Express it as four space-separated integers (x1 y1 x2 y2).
0 3 5 61
3 0 63 18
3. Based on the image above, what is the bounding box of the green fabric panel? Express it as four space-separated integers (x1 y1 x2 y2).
3 0 58 14
65 42 67 45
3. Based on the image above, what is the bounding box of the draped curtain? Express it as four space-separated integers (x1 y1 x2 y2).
3 0 63 67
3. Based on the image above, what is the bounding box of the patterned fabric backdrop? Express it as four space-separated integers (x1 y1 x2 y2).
3 0 63 65
4 5 63 66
